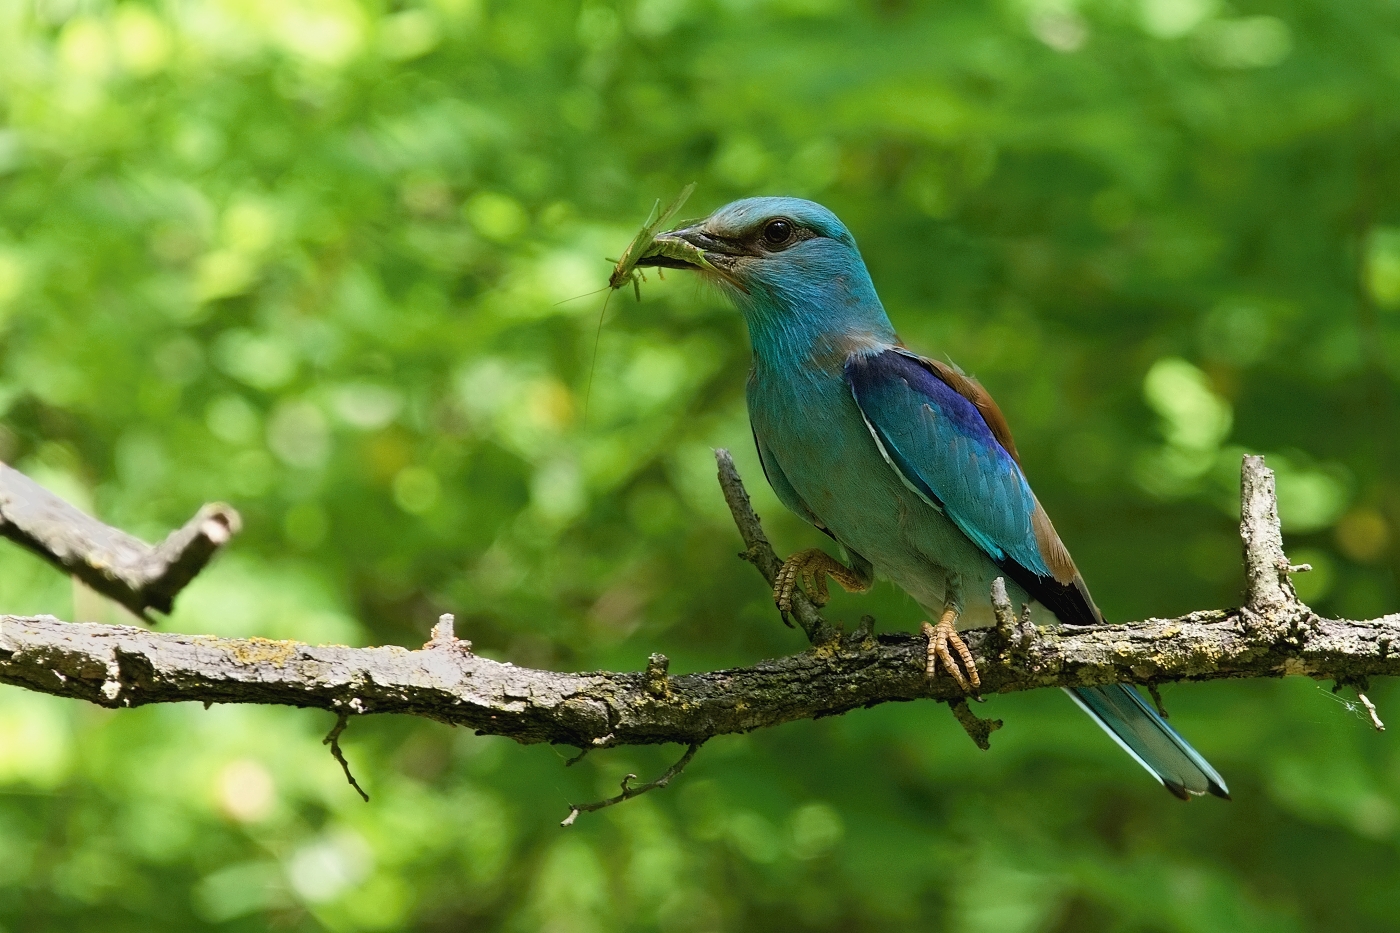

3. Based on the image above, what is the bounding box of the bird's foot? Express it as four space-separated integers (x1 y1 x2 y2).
773 548 870 613
922 615 980 692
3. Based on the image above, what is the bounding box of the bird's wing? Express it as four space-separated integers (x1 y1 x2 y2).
845 347 1101 625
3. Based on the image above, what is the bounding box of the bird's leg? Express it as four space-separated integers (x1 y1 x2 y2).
773 548 872 613
922 573 980 691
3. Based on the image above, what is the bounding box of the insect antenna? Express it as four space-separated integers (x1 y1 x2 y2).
553 283 611 307
580 285 616 425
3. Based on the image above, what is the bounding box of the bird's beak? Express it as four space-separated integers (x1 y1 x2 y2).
636 224 729 273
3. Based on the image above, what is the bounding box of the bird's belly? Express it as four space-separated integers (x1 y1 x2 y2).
750 377 1030 627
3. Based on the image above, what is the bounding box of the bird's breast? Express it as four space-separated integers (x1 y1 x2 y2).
747 364 882 518
747 363 935 581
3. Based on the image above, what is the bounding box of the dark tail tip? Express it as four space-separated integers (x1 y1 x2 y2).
1163 780 1191 801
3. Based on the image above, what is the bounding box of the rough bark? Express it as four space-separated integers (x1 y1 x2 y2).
0 463 240 617
0 453 1391 753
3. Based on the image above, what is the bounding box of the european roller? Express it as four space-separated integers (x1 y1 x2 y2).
638 197 1229 800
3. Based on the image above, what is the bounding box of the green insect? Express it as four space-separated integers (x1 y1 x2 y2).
583 184 707 422
608 182 707 300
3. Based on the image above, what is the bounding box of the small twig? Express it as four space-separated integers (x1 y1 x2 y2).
425 613 472 653
849 614 876 646
1147 683 1170 719
323 712 370 802
947 698 1003 750
990 577 1037 661
715 449 830 642
645 652 670 698
1240 456 1299 614
561 742 702 826
0 463 239 617
714 449 782 582
1357 693 1386 731
1016 604 1036 644
430 613 455 645
991 577 1016 641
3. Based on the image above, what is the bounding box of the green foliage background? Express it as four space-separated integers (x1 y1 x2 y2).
0 0 1398 929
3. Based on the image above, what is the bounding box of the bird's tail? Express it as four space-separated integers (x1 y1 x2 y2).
1064 684 1230 800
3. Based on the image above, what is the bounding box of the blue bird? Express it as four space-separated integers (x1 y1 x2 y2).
638 196 1229 800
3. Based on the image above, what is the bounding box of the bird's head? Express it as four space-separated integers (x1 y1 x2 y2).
638 197 893 345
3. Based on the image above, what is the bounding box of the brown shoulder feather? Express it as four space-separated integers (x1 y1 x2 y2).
1031 500 1081 585
915 356 1023 466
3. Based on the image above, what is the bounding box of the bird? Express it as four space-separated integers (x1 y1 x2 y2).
636 196 1229 800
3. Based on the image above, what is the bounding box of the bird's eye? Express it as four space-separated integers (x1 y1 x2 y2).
762 219 794 246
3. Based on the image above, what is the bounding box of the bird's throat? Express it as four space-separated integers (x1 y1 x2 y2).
739 294 896 377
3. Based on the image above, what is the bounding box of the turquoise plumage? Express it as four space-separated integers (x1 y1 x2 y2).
639 196 1228 800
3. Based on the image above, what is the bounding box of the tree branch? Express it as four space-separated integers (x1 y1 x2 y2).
0 463 240 617
0 456 1392 775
